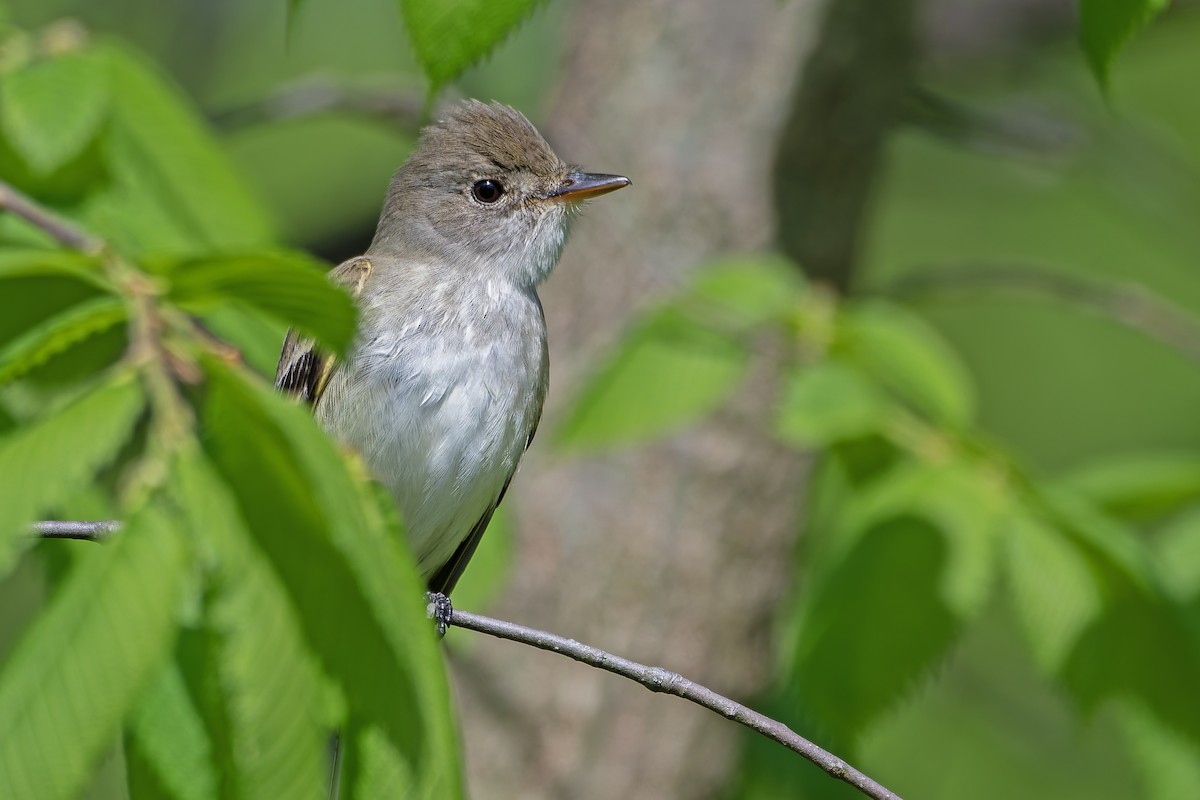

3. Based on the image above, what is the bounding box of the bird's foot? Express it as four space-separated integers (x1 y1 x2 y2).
425 592 453 638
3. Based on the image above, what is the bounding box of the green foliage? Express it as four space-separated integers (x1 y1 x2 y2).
0 502 189 800
0 29 463 800
400 0 547 87
775 362 886 447
557 255 805 450
1079 0 1171 87
0 50 109 176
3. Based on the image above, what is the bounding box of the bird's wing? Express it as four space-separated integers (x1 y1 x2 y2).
426 422 542 596
274 256 373 409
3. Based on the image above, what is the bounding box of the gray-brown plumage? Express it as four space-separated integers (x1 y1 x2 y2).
275 100 628 595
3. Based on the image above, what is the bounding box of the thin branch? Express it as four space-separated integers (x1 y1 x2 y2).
448 608 903 800
33 520 122 541
212 78 426 133
887 263 1200 366
36 516 900 798
0 179 104 253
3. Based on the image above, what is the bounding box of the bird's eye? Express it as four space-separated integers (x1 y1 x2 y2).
472 179 505 204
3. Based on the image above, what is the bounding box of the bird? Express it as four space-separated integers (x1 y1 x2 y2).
274 99 629 604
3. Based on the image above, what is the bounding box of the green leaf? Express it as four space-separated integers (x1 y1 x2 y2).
0 501 188 800
838 301 975 427
0 252 111 352
171 449 328 800
125 662 218 800
791 514 961 745
790 461 1006 743
1056 452 1200 522
0 295 126 386
345 722 416 799
0 51 109 175
683 255 807 332
400 0 547 86
200 360 462 798
1154 507 1200 602
1116 699 1200 800
90 43 274 254
167 252 357 358
774 362 887 448
0 373 145 575
1079 0 1170 88
556 308 748 451
1002 511 1104 673
200 306 288 379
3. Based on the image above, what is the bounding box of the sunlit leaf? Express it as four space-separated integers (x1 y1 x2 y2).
125 662 218 800
172 449 327 800
775 362 887 448
0 51 109 175
683 255 806 332
400 0 547 86
0 501 188 800
1056 452 1200 522
200 306 288 379
0 373 144 575
838 301 975 427
167 252 357 358
556 308 748 451
1116 699 1200 800
200 360 462 798
1079 0 1170 88
1003 511 1104 673
91 44 274 253
1155 507 1200 601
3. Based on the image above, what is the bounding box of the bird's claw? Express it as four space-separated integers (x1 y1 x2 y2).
425 591 453 638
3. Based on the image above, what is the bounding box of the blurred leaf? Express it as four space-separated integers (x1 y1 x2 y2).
1056 452 1200 522
0 51 109 175
683 254 807 332
200 306 287 379
1154 507 1200 601
1079 0 1170 87
0 251 111 351
0 295 126 386
1003 511 1104 673
90 43 273 254
791 514 960 745
775 362 887 448
400 0 546 86
791 462 1006 743
0 373 144 575
200 360 462 798
344 722 417 799
1061 580 1200 748
839 301 975 427
172 449 327 800
557 308 747 451
125 662 217 800
1116 699 1200 800
0 501 188 800
167 252 356 358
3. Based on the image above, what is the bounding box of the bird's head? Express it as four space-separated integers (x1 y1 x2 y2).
371 100 629 289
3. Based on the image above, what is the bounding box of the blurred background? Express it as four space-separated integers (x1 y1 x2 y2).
4 0 1200 797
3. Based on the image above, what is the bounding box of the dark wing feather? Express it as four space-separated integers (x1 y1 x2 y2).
274 256 373 408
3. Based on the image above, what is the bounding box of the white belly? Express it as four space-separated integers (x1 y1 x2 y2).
316 289 546 579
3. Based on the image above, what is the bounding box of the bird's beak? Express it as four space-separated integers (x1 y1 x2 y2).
546 172 631 202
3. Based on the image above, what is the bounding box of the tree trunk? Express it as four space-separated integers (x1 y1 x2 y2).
450 1 824 798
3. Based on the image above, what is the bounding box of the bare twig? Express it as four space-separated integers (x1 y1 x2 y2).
33 520 122 541
888 263 1200 366
212 78 426 132
448 608 903 800
0 179 104 253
